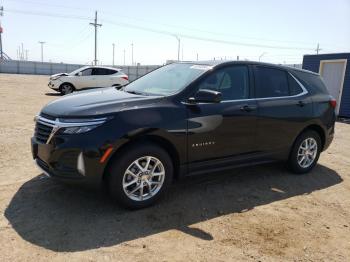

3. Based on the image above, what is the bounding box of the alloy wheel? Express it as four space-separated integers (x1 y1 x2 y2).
297 137 318 168
62 84 73 94
122 156 165 201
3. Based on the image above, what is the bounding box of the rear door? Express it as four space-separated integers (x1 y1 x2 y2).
187 65 257 162
253 66 313 154
91 68 111 87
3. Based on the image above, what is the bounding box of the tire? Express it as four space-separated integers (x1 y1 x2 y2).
288 130 322 174
107 143 173 209
60 83 75 95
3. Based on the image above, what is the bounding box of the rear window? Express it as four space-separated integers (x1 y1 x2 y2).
255 67 289 98
293 71 329 94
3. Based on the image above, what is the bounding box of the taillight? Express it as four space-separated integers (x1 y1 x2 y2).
122 76 128 81
329 98 337 109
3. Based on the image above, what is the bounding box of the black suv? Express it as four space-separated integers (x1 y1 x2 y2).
31 61 336 209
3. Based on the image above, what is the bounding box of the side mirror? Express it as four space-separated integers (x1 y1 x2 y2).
188 89 222 104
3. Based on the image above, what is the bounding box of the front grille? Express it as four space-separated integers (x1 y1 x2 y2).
35 121 53 143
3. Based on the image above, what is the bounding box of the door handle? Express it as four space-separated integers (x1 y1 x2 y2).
240 105 257 112
297 101 305 107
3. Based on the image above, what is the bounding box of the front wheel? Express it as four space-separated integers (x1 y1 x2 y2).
107 143 173 209
288 130 321 174
60 83 74 95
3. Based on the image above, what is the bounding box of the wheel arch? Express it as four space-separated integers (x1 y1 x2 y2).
293 124 326 152
102 134 181 182
59 82 75 92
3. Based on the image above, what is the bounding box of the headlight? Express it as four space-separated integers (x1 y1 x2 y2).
59 117 112 134
62 125 100 134
50 76 61 80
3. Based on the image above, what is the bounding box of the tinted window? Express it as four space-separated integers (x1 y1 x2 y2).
199 66 249 100
288 74 303 95
255 67 289 98
81 68 92 76
105 69 118 75
293 71 328 94
92 68 117 75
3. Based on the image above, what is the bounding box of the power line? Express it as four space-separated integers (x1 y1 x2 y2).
4 0 331 48
6 8 90 21
104 19 315 51
6 8 315 51
5 4 349 52
7 7 349 54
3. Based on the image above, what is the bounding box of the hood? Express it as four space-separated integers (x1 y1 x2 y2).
50 73 68 80
41 87 162 117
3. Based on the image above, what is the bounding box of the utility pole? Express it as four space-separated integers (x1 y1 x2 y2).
25 49 28 61
196 53 198 61
315 43 321 54
173 35 180 61
131 42 134 66
237 55 239 61
38 41 45 62
0 6 3 60
112 43 115 66
124 49 125 65
89 11 102 65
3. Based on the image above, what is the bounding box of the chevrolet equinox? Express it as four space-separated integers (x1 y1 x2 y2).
31 61 336 209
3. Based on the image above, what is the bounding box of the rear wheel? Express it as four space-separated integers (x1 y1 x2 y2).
288 130 321 174
107 143 173 209
60 83 74 95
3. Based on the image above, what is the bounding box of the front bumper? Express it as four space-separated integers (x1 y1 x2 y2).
48 81 59 91
31 135 107 189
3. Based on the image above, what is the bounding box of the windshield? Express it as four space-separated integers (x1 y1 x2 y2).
124 63 212 96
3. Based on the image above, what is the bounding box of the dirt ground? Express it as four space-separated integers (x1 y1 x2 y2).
0 73 350 261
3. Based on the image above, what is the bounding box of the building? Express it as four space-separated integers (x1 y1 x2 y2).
302 53 350 117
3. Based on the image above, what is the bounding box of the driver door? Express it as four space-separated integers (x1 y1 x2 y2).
187 65 257 163
75 68 94 89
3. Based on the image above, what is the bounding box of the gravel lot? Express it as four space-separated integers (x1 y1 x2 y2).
0 73 350 261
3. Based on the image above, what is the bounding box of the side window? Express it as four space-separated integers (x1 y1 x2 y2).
92 68 107 75
288 74 303 95
106 69 118 75
255 67 289 98
198 66 249 100
81 68 92 76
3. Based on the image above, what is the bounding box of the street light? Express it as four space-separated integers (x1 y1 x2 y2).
259 52 267 62
38 41 45 62
112 43 115 66
173 35 180 61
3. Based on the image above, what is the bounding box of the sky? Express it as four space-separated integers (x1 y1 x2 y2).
0 0 349 66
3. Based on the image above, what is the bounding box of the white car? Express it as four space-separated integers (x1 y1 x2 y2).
48 66 129 95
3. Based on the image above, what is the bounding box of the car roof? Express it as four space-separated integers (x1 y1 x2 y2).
82 66 122 71
177 60 319 76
